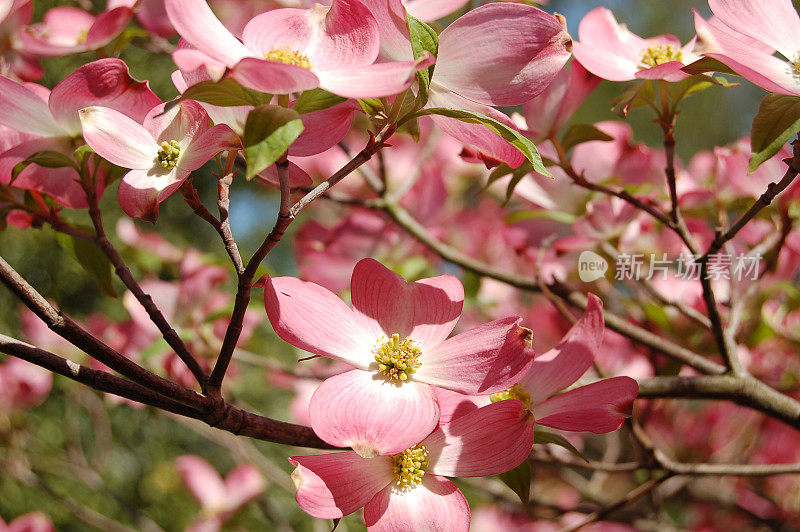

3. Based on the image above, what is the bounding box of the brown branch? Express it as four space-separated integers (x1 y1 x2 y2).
216 151 244 274
0 333 337 449
0 255 201 406
85 190 209 389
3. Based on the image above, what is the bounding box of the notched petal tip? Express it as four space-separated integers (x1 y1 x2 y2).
515 322 534 351
351 443 379 459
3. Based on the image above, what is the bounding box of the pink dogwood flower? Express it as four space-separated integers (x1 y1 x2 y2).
573 7 700 82
694 0 800 96
79 100 238 221
20 4 133 56
0 0 41 81
0 58 161 207
290 400 535 530
264 258 535 456
175 455 265 532
165 0 429 98
0 511 54 532
0 356 53 411
364 0 572 167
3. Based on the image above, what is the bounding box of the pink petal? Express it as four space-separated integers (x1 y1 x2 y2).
572 7 642 82
571 40 639 82
349 258 464 352
143 100 209 145
434 3 572 105
180 123 240 172
18 7 94 56
257 161 313 188
433 387 481 425
534 376 638 433
6 512 55 532
694 11 800 95
316 59 427 99
224 464 266 509
424 400 534 477
290 101 357 157
264 275 376 368
415 317 534 395
426 86 526 169
175 455 228 509
404 0 470 22
0 75 62 137
634 60 690 82
309 370 439 456
228 57 320 95
364 475 469 532
50 58 161 137
165 0 252 66
85 6 132 48
709 0 800 60
79 106 159 169
358 0 414 62
118 167 188 222
290 451 393 519
520 293 604 405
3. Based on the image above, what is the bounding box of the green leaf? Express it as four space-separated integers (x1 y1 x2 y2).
407 14 438 106
417 108 551 176
358 98 384 116
73 145 95 166
11 150 79 183
180 78 272 107
242 105 304 179
293 88 347 114
610 82 656 118
680 57 738 76
560 123 614 152
749 94 800 172
666 75 714 106
533 428 587 461
497 461 531 506
55 232 116 297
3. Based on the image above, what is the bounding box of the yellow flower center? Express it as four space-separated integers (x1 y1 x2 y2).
265 47 314 70
374 333 421 382
391 444 428 490
793 51 800 74
640 44 683 68
490 383 531 410
157 140 181 169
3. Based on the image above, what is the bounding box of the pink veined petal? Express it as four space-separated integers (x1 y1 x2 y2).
118 167 188 222
224 464 266 510
415 316 534 395
316 58 427 99
709 0 800 60
426 85 526 169
289 101 358 157
309 370 439 456
424 400 535 477
257 161 313 188
5 512 55 532
694 11 800 96
290 452 393 519
241 8 315 58
404 0 469 22
363 475 469 532
172 46 227 83
179 123 240 172
576 7 642 63
50 58 161 137
165 0 252 66
520 293 604 405
633 60 690 82
143 100 209 146
85 6 132 49
571 40 639 82
358 0 414 62
433 3 572 106
79 106 159 169
433 388 482 425
349 258 464 351
0 76 62 137
264 275 375 367
175 455 228 510
228 57 320 95
533 376 638 433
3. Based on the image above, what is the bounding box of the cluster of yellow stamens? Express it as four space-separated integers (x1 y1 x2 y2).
374 333 421 382
490 383 531 410
793 52 800 74
157 140 181 169
640 44 683 68
390 444 428 490
265 47 314 70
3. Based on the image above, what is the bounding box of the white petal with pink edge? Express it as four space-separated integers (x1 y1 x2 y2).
80 107 159 169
